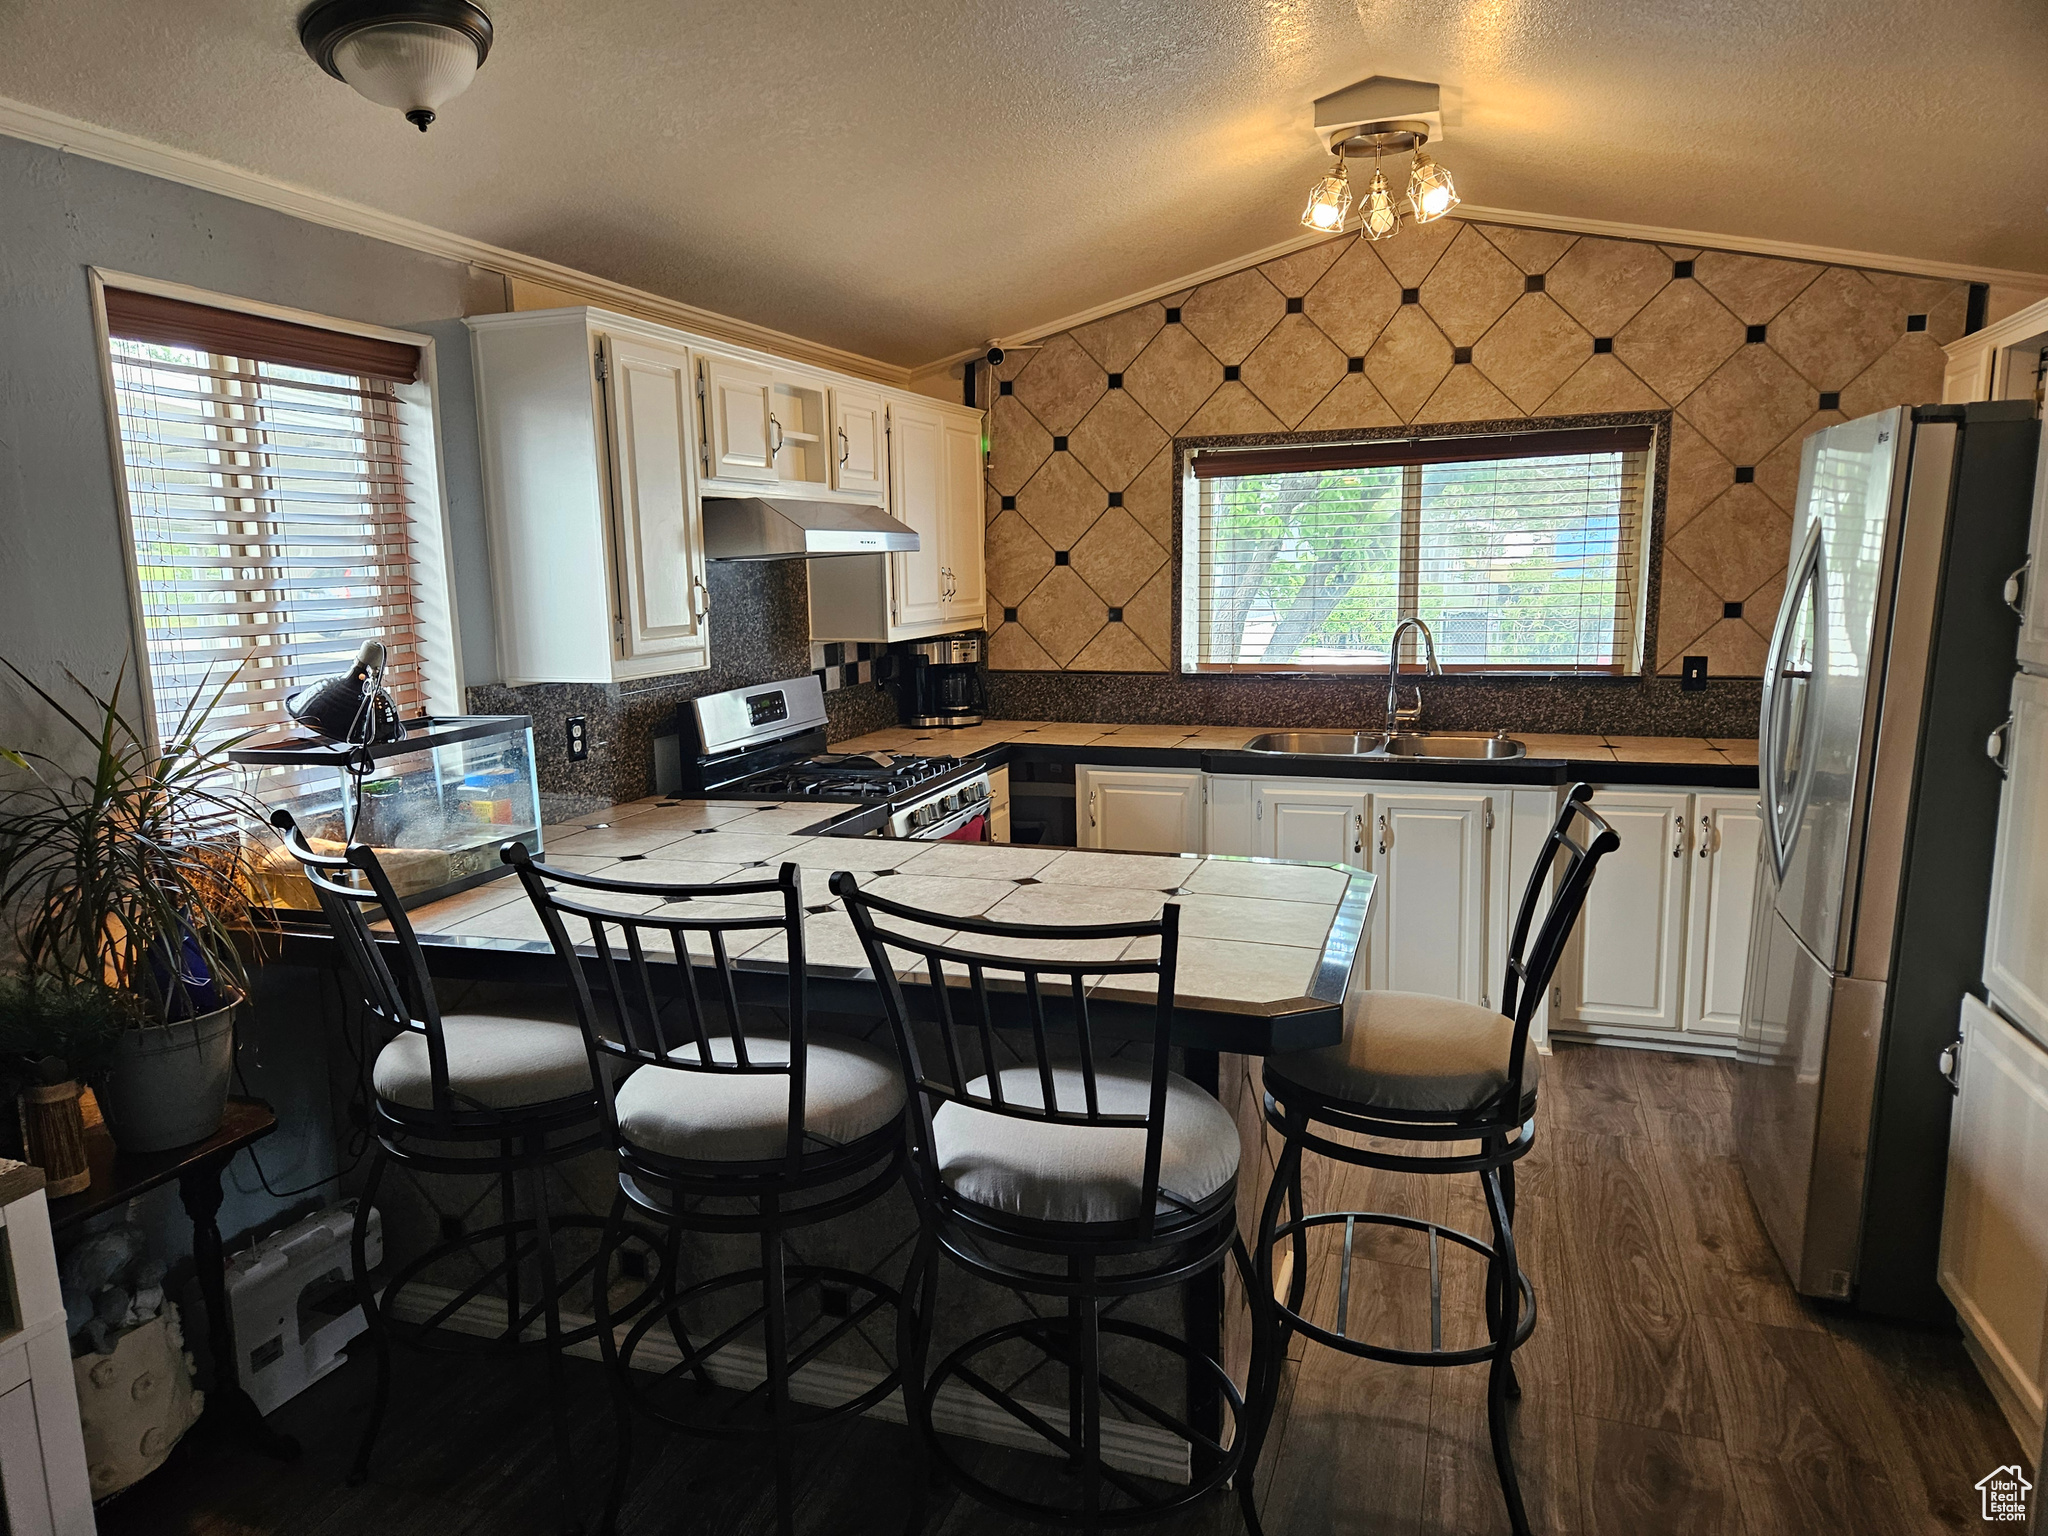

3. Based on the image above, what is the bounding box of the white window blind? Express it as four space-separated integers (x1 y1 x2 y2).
102 290 430 746
1185 426 1654 674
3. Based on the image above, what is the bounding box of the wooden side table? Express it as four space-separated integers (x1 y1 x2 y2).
48 1099 300 1462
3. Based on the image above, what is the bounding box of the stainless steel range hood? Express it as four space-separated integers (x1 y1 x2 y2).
701 496 920 561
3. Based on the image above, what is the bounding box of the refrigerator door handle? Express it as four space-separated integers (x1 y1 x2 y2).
1987 713 2015 778
1762 521 1828 880
2004 557 2030 621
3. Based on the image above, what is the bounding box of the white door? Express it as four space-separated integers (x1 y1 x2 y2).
601 336 708 671
1078 767 1203 854
2017 429 2048 671
831 386 887 497
941 414 987 622
1939 993 2048 1442
889 401 949 628
1684 794 1763 1037
1561 791 1690 1033
1985 670 2048 1044
1371 791 1493 1005
1254 780 1368 868
700 354 777 483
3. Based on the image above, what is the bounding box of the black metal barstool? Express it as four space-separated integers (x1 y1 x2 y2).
273 810 655 1535
1234 784 1618 1536
505 850 909 1536
833 871 1259 1534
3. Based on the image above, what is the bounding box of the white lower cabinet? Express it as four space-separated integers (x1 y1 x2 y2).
1982 670 2048 1043
1369 791 1494 1005
1940 993 2048 1450
1250 778 1496 1007
1556 787 1760 1048
1076 766 1204 855
1684 794 1764 1037
1253 780 1368 867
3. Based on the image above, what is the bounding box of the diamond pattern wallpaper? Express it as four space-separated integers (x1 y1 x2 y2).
981 222 1966 677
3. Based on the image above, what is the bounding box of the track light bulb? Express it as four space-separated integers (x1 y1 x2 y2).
1301 157 1353 233
1407 148 1460 223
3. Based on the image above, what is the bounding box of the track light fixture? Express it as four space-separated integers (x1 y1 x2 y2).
1298 77 1460 242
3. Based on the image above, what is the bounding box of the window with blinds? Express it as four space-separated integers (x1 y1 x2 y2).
1184 425 1655 674
101 289 431 746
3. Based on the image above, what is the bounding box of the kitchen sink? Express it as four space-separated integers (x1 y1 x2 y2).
1241 730 1525 760
1242 731 1388 756
1381 732 1526 759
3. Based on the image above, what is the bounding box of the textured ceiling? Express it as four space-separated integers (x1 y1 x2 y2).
1 0 2044 367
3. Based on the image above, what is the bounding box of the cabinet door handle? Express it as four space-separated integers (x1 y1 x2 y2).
1987 713 2014 777
1938 1036 1962 1093
692 578 708 617
1698 813 1712 859
2005 557 2030 621
839 426 850 466
1376 813 1388 857
770 415 784 458
1672 820 1686 858
1088 788 1097 828
1353 813 1363 854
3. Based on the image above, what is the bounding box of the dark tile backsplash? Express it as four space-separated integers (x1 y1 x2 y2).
983 666 1762 738
466 560 897 808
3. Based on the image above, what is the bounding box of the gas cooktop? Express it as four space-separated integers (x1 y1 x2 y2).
732 751 965 801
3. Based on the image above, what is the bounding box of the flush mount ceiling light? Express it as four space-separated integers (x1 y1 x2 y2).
1297 76 1460 240
300 1 493 132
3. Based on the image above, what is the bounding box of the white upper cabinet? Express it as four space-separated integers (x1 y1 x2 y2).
698 354 777 483
602 335 709 670
832 386 887 498
1985 670 2048 1045
941 413 987 623
1560 790 1691 1034
889 400 950 629
809 394 988 643
469 310 710 685
1683 794 1763 1037
1370 790 1494 1006
1077 766 1204 855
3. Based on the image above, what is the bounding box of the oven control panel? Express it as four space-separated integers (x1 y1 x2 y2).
888 774 991 838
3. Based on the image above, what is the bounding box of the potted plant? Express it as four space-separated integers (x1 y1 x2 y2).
0 661 271 1153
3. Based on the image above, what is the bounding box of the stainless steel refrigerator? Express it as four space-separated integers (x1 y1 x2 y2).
1735 400 2040 1322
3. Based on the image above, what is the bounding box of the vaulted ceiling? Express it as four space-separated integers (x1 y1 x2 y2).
2 0 2043 367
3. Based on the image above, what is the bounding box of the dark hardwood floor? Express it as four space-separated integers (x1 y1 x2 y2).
101 1045 2019 1535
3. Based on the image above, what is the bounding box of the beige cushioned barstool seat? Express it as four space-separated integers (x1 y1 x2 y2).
1265 990 1541 1116
933 1065 1240 1225
612 1032 905 1163
372 1014 595 1112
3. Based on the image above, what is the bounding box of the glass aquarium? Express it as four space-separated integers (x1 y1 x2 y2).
229 716 542 914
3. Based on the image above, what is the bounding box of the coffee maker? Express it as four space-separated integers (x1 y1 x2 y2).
895 635 987 728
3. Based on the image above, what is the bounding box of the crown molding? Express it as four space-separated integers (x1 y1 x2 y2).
981 204 2048 357
0 94 911 387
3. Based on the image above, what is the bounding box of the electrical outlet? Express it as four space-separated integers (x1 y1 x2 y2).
1681 656 1709 692
566 716 589 762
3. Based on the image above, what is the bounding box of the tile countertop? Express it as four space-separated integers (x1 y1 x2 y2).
373 799 1373 1058
832 720 1759 788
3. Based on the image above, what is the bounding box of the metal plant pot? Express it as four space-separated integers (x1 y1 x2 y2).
97 1002 239 1153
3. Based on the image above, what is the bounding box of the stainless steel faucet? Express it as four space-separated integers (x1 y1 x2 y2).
1385 617 1443 732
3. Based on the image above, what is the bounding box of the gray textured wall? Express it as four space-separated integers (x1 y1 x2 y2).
0 131 509 1255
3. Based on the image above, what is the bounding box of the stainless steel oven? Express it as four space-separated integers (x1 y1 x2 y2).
880 772 993 839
